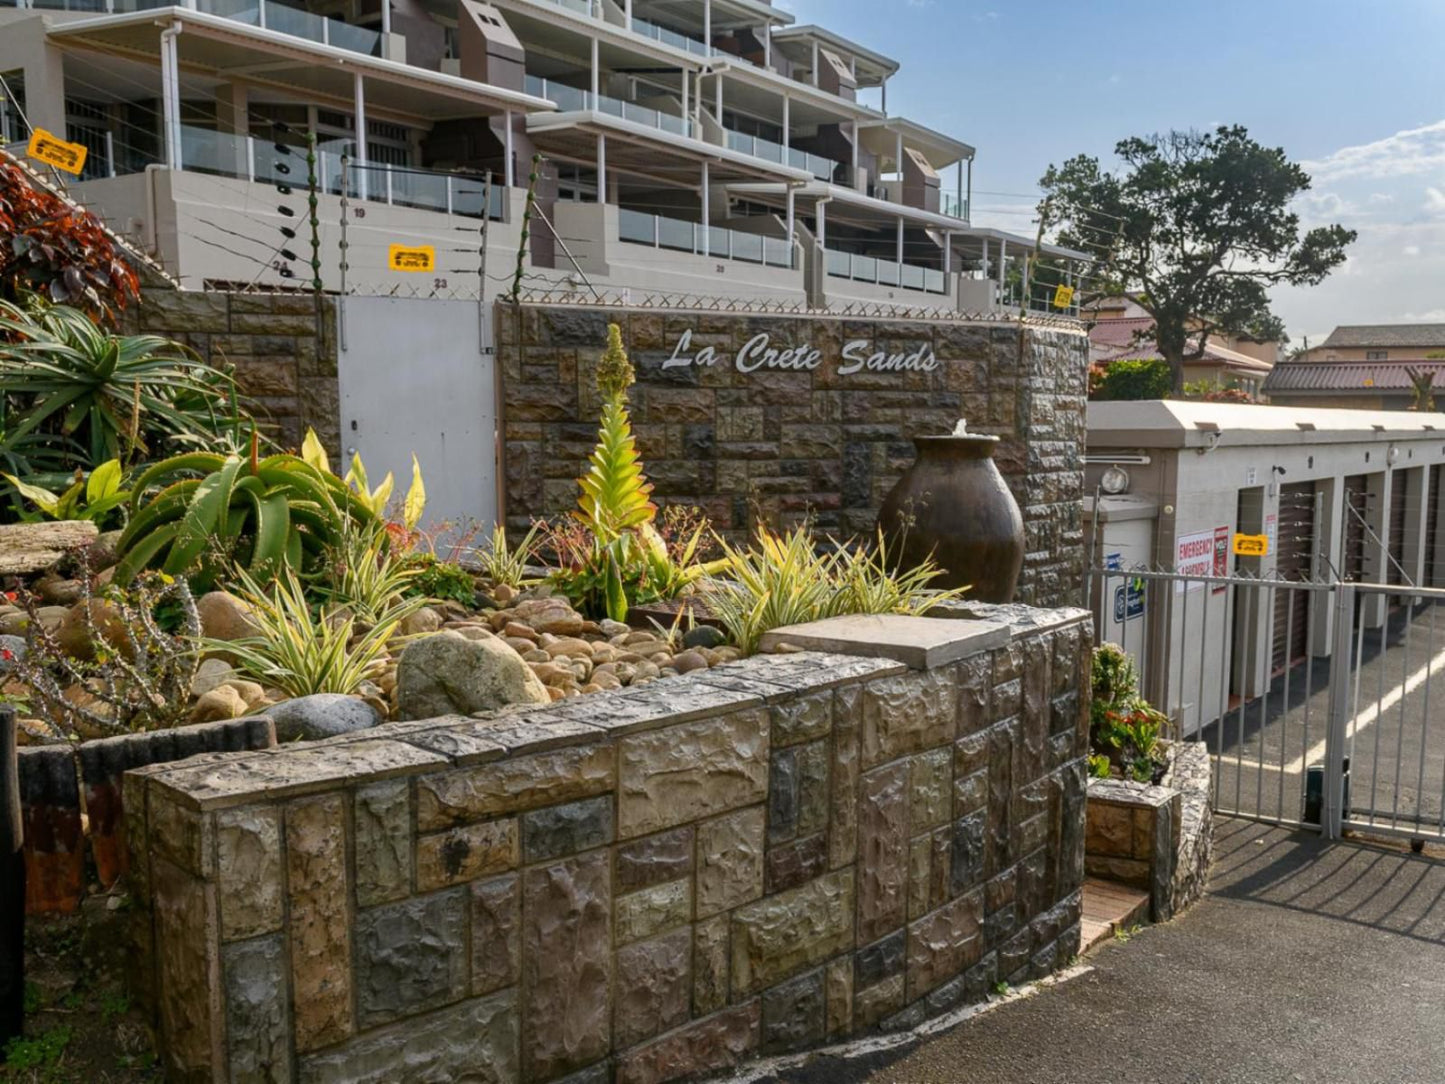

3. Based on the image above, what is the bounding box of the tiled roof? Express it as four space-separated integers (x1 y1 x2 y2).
1262 361 1445 393
1089 317 1155 349
1088 317 1272 374
1319 324 1445 349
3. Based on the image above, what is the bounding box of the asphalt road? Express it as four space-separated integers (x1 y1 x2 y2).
773 817 1445 1084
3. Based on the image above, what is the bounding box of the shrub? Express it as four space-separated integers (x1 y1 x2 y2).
403 554 479 605
315 522 420 625
1091 358 1172 401
1089 642 1169 782
3 458 129 526
475 523 540 589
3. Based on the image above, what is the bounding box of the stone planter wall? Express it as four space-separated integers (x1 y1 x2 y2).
124 607 1091 1083
497 304 1088 610
1084 741 1213 922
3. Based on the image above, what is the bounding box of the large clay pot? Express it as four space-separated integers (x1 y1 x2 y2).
875 434 1025 603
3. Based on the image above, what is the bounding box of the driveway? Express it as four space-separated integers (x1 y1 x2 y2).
775 818 1445 1084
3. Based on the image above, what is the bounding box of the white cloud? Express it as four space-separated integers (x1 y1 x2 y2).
1425 186 1445 216
1405 244 1422 256
1303 119 1445 183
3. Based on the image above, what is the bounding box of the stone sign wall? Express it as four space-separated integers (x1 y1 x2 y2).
124 608 1091 1083
497 304 1088 609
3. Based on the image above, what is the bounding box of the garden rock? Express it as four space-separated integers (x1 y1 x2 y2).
55 599 127 661
35 574 84 607
399 606 443 637
191 657 238 698
395 630 549 720
219 678 268 711
196 590 262 641
189 685 249 724
0 607 24 636
683 625 728 650
269 693 381 741
671 650 709 674
35 605 70 633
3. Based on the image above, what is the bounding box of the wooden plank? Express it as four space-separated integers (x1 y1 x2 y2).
0 521 98 575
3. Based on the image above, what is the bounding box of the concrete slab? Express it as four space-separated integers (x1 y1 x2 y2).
757 615 1009 671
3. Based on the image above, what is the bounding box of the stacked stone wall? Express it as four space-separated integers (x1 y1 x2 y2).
126 610 1091 1082
497 305 1087 609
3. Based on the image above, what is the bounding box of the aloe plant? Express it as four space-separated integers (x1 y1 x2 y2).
114 437 376 590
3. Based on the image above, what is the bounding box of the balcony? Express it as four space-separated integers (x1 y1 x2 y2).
722 130 843 183
619 208 794 268
525 75 691 138
825 247 947 294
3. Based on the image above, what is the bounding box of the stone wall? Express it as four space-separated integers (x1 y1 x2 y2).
497 304 1088 609
124 607 1091 1083
125 290 340 455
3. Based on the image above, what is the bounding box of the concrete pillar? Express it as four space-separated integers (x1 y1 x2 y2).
504 110 514 188
681 69 689 136
596 132 605 204
590 37 599 108
782 93 789 151
785 185 794 260
700 158 709 257
703 0 711 52
353 71 367 201
811 40 818 86
23 40 68 141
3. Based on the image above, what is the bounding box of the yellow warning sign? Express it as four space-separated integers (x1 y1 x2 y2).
27 128 88 175
388 244 435 272
1052 284 1075 310
1232 533 1269 557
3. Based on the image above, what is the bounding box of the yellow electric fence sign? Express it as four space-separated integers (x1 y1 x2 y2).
1052 284 1075 310
1232 533 1269 557
27 128 88 175
388 244 435 272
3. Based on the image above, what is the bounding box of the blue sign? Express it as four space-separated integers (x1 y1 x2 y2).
1107 553 1145 622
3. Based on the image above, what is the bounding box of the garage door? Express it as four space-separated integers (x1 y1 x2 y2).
1271 482 1315 674
1342 474 1370 583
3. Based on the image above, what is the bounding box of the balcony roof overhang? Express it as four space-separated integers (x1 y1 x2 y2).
705 57 882 125
769 24 899 84
634 0 794 32
490 0 712 72
47 7 554 122
856 117 974 171
526 109 814 186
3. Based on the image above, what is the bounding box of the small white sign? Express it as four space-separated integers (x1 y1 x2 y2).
1245 466 1258 486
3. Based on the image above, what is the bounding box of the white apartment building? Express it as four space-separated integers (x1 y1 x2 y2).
0 0 1086 309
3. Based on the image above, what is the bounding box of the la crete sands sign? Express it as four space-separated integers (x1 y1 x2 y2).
664 328 940 376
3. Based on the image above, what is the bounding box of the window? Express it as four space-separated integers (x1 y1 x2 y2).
1366 350 1388 360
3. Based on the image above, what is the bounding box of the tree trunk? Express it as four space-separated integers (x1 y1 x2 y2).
1153 317 1189 395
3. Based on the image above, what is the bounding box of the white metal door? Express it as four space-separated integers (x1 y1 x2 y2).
338 297 496 539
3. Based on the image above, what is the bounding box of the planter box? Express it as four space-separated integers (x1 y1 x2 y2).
1084 742 1213 922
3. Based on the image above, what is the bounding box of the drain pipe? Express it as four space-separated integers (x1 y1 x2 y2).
809 193 832 308
158 20 184 170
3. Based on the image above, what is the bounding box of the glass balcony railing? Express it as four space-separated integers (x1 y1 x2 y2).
825 247 947 294
525 76 692 138
723 130 843 182
619 208 794 269
631 16 710 57
48 0 386 55
941 193 969 222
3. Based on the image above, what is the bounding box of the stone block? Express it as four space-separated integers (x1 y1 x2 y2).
859 670 960 769
286 794 352 1052
618 710 769 838
951 810 987 896
616 878 692 944
695 806 766 918
908 835 933 921
957 655 992 738
761 968 825 1054
906 889 984 999
857 762 908 944
796 740 829 837
354 890 468 1029
854 929 905 989
731 870 854 995
614 928 692 1048
758 615 1007 670
829 690 861 870
765 833 827 894
522 852 612 1080
616 827 693 894
216 805 283 940
694 915 730 1016
909 748 953 833
768 747 798 844
416 818 518 891
771 691 832 747
825 957 853 1037
615 1002 760 1084
416 743 615 830
223 934 290 1083
298 991 518 1084
471 874 521 997
521 795 614 863
954 768 988 817
149 793 212 877
152 857 222 1079
853 974 905 1031
353 780 411 907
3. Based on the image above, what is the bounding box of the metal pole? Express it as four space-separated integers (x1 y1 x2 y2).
504 111 514 189
596 132 606 203
0 705 23 1048
353 71 367 202
1324 583 1355 838
590 37 599 109
478 170 491 352
700 158 710 257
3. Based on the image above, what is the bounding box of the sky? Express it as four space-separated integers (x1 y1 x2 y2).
774 0 1445 348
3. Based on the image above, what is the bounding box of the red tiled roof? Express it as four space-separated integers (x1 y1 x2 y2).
1088 317 1272 374
1263 361 1445 393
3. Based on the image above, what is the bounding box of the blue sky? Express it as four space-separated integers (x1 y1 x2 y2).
775 0 1445 346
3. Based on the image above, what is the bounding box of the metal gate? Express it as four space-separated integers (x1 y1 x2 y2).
1091 565 1445 846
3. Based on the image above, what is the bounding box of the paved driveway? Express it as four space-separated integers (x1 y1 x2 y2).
777 818 1445 1084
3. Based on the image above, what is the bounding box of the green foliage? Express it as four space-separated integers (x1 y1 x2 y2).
0 298 250 479
302 427 427 531
1089 643 1169 783
315 523 420 625
476 523 541 589
3 1025 72 1073
1088 754 1113 779
404 554 479 605
114 440 376 592
1091 358 1172 401
703 524 965 655
1041 125 1354 392
215 567 420 699
3 457 128 525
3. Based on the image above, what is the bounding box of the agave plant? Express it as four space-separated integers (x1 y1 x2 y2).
114 437 376 590
0 298 250 474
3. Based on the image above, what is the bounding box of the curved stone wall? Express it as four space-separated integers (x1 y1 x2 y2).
125 608 1091 1083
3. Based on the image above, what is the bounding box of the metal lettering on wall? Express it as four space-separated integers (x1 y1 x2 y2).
663 329 940 377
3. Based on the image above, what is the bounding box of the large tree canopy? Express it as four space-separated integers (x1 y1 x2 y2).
1039 125 1355 392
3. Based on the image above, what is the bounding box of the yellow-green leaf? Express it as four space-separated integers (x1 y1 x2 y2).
404 454 426 531
301 428 331 474
86 459 123 504
3 473 61 517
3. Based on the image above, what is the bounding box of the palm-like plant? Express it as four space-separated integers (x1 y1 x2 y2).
0 298 249 474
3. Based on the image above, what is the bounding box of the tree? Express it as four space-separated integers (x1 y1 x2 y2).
1092 358 1172 401
1040 125 1354 393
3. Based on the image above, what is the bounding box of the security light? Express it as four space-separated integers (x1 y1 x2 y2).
1100 466 1130 495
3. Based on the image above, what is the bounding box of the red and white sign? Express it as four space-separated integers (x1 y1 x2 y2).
1212 525 1230 593
1176 526 1229 592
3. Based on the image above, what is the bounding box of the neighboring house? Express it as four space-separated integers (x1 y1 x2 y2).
1087 295 1277 397
0 0 1087 311
1264 323 1445 410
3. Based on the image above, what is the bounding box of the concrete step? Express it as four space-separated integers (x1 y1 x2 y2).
1080 878 1150 953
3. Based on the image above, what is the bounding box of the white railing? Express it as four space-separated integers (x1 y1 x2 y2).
723 130 842 182
824 247 947 294
619 208 794 268
525 75 691 138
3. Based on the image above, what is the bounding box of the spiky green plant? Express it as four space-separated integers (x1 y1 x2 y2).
477 522 541 589
315 521 422 625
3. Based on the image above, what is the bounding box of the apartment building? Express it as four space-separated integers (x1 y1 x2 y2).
0 0 1086 310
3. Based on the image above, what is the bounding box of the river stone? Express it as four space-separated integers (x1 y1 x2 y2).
190 657 237 698
196 590 263 641
397 630 549 720
269 693 380 741
188 685 249 724
683 625 728 650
